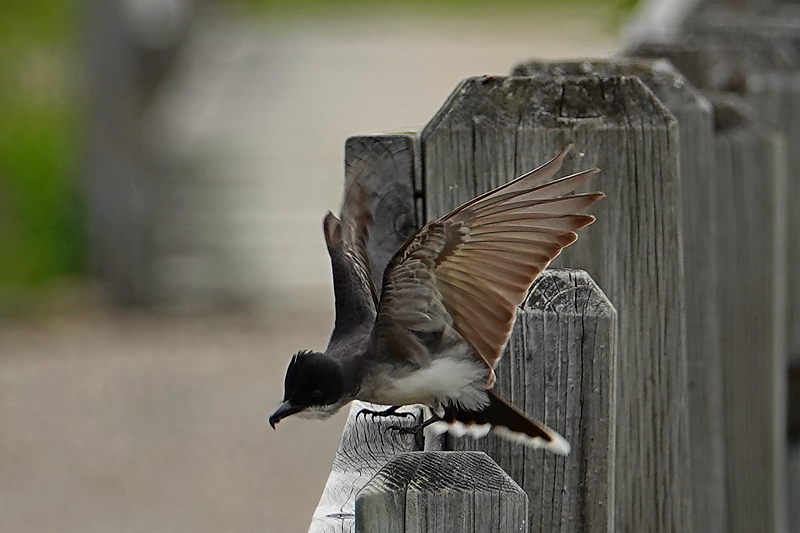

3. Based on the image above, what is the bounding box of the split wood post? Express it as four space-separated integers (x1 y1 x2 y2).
422 75 691 532
448 269 616 533
343 134 421 289
355 451 528 533
308 402 424 533
707 94 788 533
513 58 725 533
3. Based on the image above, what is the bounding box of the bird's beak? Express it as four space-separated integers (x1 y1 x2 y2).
269 402 303 429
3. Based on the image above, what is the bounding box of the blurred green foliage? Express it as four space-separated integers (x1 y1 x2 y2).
0 0 85 292
231 0 639 17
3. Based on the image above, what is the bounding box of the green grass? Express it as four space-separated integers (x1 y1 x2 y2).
0 0 85 295
233 0 634 11
229 0 639 34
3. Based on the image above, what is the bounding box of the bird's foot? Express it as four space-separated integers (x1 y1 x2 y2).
386 415 441 435
357 405 414 420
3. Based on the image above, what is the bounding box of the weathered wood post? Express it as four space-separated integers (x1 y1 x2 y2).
632 30 799 367
707 93 788 533
629 39 792 533
88 0 195 303
513 58 725 533
422 75 691 532
355 451 528 533
679 21 799 533
309 402 424 533
343 134 420 289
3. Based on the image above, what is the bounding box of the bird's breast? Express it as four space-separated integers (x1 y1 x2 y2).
358 356 489 411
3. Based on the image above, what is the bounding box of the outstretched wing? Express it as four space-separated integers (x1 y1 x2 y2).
371 145 603 386
325 178 380 341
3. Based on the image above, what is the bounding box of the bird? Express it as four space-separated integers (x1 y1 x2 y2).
268 145 603 455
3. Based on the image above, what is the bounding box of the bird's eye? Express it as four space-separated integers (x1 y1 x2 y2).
310 389 323 402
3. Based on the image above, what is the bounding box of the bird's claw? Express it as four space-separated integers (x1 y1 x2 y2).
386 424 421 435
357 406 413 420
385 415 441 436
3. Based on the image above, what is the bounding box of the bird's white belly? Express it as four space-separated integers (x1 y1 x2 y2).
364 357 489 411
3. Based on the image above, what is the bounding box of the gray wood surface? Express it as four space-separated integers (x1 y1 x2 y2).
630 25 800 367
449 269 616 533
685 6 800 372
355 451 528 533
308 402 423 533
422 74 691 533
708 94 788 533
344 135 420 290
630 38 796 533
513 58 726 533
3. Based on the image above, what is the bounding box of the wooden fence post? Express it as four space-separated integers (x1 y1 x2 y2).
355 451 528 533
707 93 788 533
629 38 793 533
631 24 800 366
422 75 691 533
87 0 195 303
449 269 616 533
513 58 725 533
308 402 424 533
343 135 420 290
651 11 800 530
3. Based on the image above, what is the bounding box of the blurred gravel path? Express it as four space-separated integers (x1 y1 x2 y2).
0 302 347 533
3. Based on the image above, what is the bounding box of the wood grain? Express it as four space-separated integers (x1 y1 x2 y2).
631 37 795 533
355 451 528 533
309 133 431 532
708 94 788 533
513 58 726 533
631 27 800 366
344 134 420 291
308 402 423 533
422 74 691 533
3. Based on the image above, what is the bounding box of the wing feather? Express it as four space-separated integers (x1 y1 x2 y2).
464 169 600 216
370 145 604 384
325 180 380 342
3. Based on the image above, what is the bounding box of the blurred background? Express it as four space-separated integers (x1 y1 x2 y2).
0 0 626 531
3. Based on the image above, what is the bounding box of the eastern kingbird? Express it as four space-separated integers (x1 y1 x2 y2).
269 145 603 455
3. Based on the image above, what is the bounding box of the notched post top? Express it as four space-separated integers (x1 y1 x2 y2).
513 58 708 114
361 451 521 494
423 75 675 134
355 452 528 533
524 268 616 319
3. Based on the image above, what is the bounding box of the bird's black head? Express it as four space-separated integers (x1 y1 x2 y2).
269 350 346 429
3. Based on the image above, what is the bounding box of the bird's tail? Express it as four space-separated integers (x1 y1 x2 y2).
430 390 571 455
